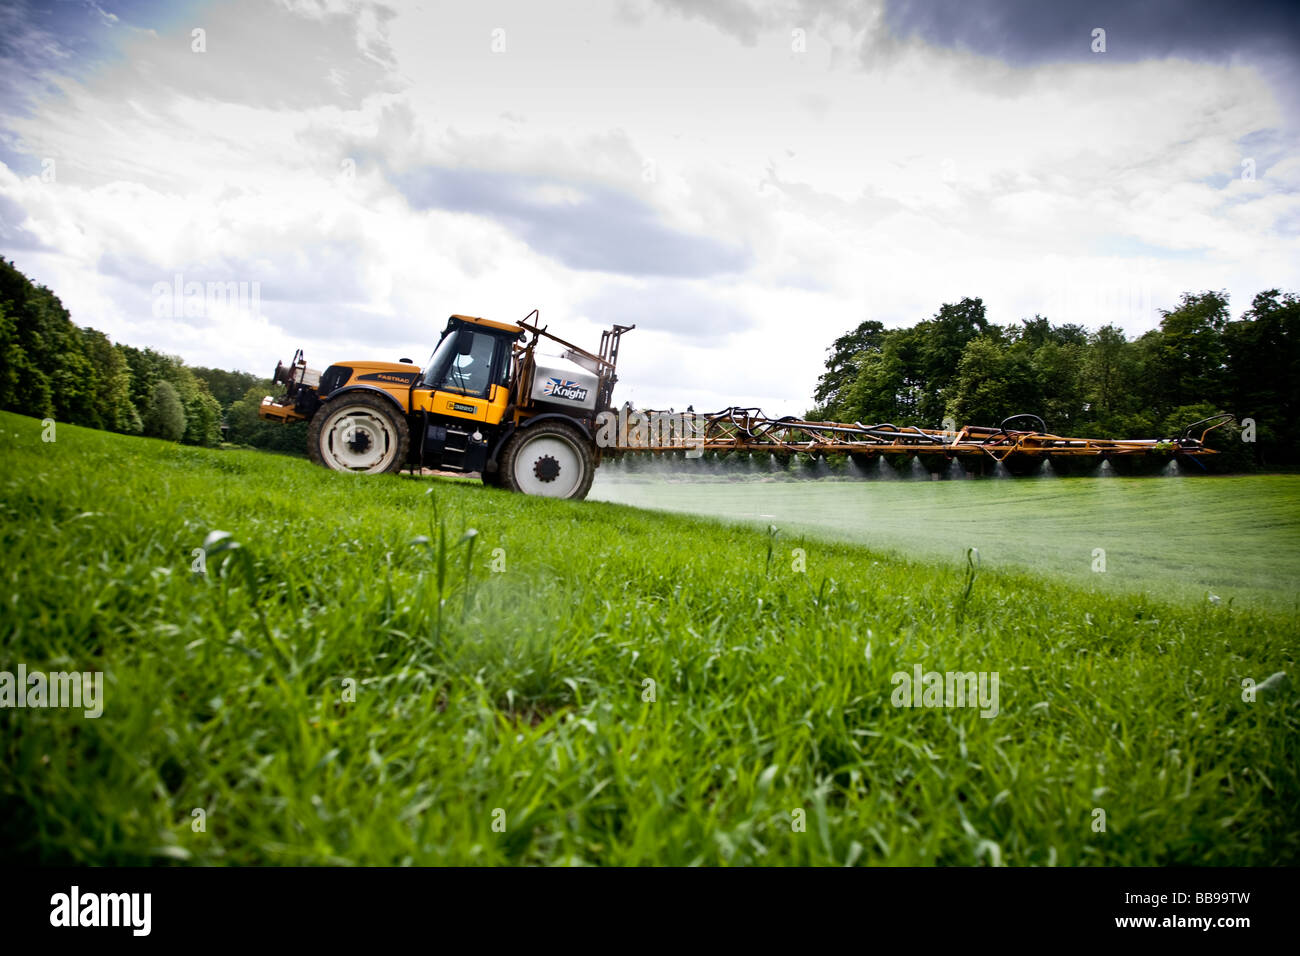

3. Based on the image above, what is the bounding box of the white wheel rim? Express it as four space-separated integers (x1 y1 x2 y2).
320 404 400 473
512 432 584 497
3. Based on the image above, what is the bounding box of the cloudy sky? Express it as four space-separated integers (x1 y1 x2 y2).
1 0 1297 411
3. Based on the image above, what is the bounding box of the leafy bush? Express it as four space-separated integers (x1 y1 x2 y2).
142 380 186 441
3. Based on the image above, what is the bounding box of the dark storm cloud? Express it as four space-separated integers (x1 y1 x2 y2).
883 0 1300 63
395 166 751 278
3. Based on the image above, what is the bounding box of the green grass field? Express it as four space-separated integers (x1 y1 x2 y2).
590 469 1300 612
1 410 1297 865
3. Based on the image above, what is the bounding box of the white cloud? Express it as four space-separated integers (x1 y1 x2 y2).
0 0 1296 415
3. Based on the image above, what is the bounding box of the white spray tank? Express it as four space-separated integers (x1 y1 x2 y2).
529 351 600 412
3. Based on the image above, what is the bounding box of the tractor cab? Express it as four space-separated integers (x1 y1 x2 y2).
413 315 524 427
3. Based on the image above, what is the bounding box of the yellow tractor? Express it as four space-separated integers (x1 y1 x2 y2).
259 311 633 499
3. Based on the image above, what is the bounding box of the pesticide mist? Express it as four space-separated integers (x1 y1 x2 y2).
591 461 1300 611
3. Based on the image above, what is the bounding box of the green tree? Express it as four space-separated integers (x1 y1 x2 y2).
142 380 187 441
1222 290 1299 465
190 366 264 410
945 336 1038 426
120 345 179 420
1081 324 1135 418
1031 341 1084 430
913 297 989 422
1147 291 1230 412
159 362 221 446
0 257 88 421
79 328 137 432
1010 316 1088 350
840 329 926 424
183 388 223 447
812 319 887 416
0 300 51 416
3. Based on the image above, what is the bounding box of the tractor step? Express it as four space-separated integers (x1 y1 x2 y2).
437 427 472 471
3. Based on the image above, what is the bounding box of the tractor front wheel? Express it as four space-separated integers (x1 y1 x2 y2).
308 393 409 475
498 420 595 500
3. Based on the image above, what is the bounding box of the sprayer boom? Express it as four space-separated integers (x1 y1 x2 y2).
607 408 1232 463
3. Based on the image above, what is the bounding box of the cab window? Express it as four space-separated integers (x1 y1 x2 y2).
423 328 501 399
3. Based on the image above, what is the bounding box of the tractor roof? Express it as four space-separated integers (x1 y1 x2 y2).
448 314 524 336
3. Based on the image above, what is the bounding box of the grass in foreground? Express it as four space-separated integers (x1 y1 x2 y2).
0 410 1297 865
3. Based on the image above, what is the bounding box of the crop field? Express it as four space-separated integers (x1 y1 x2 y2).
1 410 1298 865
590 467 1300 613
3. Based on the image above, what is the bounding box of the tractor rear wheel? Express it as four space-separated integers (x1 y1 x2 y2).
308 393 409 475
498 420 595 500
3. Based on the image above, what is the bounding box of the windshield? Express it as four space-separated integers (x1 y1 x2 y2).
422 325 499 397
422 328 462 388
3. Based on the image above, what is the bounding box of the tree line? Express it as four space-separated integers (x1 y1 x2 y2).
0 258 305 453
810 291 1299 466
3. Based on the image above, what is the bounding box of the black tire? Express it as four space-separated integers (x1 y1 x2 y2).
498 420 595 500
307 392 410 475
